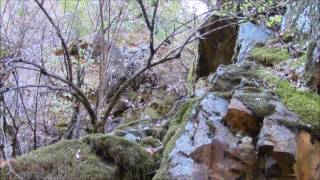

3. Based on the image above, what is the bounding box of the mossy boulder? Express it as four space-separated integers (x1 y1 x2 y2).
225 98 262 136
153 98 200 179
210 63 257 92
234 87 277 119
140 136 162 148
256 67 320 135
0 139 116 180
1 135 155 180
144 107 161 119
88 135 155 180
122 108 142 122
120 89 176 122
248 47 290 66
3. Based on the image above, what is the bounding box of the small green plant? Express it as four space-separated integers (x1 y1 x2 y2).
266 15 283 29
239 0 275 14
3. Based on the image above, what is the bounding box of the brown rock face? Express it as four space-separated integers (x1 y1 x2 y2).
305 41 320 93
225 98 261 136
190 140 257 179
224 86 277 137
157 63 320 180
196 15 239 77
257 101 299 179
159 93 260 180
282 0 320 93
295 131 320 180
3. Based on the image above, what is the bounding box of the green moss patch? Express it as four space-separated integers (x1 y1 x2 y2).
249 47 290 66
114 119 148 130
213 91 233 100
140 136 161 148
88 135 155 180
144 107 161 119
234 87 277 119
256 68 320 133
126 89 138 100
0 140 116 180
1 134 155 180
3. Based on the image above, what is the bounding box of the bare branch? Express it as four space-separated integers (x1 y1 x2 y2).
3 58 97 132
33 0 73 82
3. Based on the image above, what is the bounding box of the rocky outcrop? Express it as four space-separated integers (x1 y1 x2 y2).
281 0 320 42
295 131 320 179
234 23 272 63
256 101 299 178
225 98 261 136
196 15 238 77
282 0 320 93
154 63 320 180
225 87 278 137
305 41 320 93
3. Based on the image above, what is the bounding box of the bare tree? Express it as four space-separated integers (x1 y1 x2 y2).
0 0 283 150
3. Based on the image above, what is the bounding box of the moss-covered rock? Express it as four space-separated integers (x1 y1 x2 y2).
140 136 162 148
234 87 277 119
0 139 116 180
248 47 290 66
210 63 257 92
88 135 155 180
114 119 148 130
256 67 320 133
213 91 234 100
122 108 142 122
1 135 155 180
144 107 161 119
113 130 127 136
153 98 200 179
54 119 69 134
